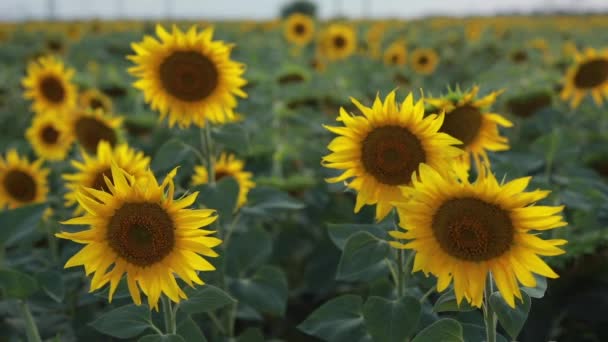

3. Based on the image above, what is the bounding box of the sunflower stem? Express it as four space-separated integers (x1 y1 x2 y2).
396 248 405 298
19 300 42 342
201 121 215 186
483 274 497 342
161 296 176 335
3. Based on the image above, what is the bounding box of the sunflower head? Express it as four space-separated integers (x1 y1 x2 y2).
383 41 408 66
322 91 463 221
192 153 255 208
128 24 247 128
390 164 567 308
70 108 123 155
63 141 150 213
318 24 358 61
26 112 74 161
79 88 113 113
426 86 512 172
57 162 221 309
284 13 315 46
0 149 49 209
560 47 608 108
410 48 439 75
22 55 77 114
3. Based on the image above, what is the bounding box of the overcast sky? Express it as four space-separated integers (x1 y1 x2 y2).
1 0 607 20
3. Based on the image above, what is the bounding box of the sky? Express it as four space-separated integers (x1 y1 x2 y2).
0 0 607 20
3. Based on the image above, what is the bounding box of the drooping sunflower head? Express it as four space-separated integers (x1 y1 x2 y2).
57 162 221 309
284 13 315 46
322 91 463 221
318 23 357 61
26 112 74 161
383 40 408 66
0 149 49 209
426 86 513 172
70 108 123 155
192 153 255 208
410 48 439 75
79 88 113 113
128 24 248 128
63 141 150 213
390 164 567 308
560 47 608 108
22 55 77 114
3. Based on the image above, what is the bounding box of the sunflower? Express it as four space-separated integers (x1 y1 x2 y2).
560 47 608 108
22 55 77 114
426 86 512 172
26 113 74 161
128 25 247 128
63 141 149 213
318 24 357 61
192 153 255 208
410 48 439 75
284 13 315 46
79 88 113 113
322 91 463 221
57 162 221 309
390 164 567 308
0 149 49 209
71 109 123 154
384 41 408 66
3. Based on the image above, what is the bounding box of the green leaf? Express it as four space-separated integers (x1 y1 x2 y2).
298 295 372 342
522 275 547 299
433 292 476 312
363 296 421 342
0 268 39 299
89 304 152 339
461 324 509 342
236 328 265 342
212 123 250 155
151 139 194 173
327 223 389 250
336 231 390 281
0 203 46 247
180 285 236 314
490 291 531 340
225 227 272 276
411 318 464 342
229 265 287 315
176 317 207 342
193 177 239 224
37 270 65 302
138 334 185 342
241 186 304 216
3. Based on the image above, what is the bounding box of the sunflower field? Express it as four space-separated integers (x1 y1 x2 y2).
0 8 608 342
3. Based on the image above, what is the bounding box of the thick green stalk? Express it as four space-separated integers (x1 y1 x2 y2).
483 275 497 342
161 296 176 335
201 122 215 185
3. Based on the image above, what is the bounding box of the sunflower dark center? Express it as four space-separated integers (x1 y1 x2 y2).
418 55 429 65
391 54 399 64
47 40 62 52
40 125 59 144
89 98 105 110
294 23 306 35
74 117 117 154
573 58 608 88
159 51 219 102
107 202 175 267
214 171 230 182
511 50 527 63
432 197 514 261
3 170 36 202
91 168 112 192
441 105 483 147
40 76 65 103
333 35 346 49
361 125 426 186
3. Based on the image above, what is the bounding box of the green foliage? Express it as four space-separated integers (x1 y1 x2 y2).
411 319 464 342
336 231 390 282
0 269 38 299
490 291 531 340
180 285 236 314
363 296 421 342
0 203 46 247
89 304 153 339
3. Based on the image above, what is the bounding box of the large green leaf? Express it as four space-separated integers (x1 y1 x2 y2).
522 275 547 299
176 317 207 342
336 231 390 282
138 335 185 342
236 328 265 342
241 186 305 216
0 268 39 299
225 227 273 277
0 203 46 247
461 324 508 342
363 295 421 342
180 285 236 314
433 292 476 313
151 139 194 173
212 123 250 155
327 223 389 250
490 291 531 340
229 265 288 315
89 304 152 339
298 295 372 342
193 177 240 225
37 270 65 302
411 318 464 342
